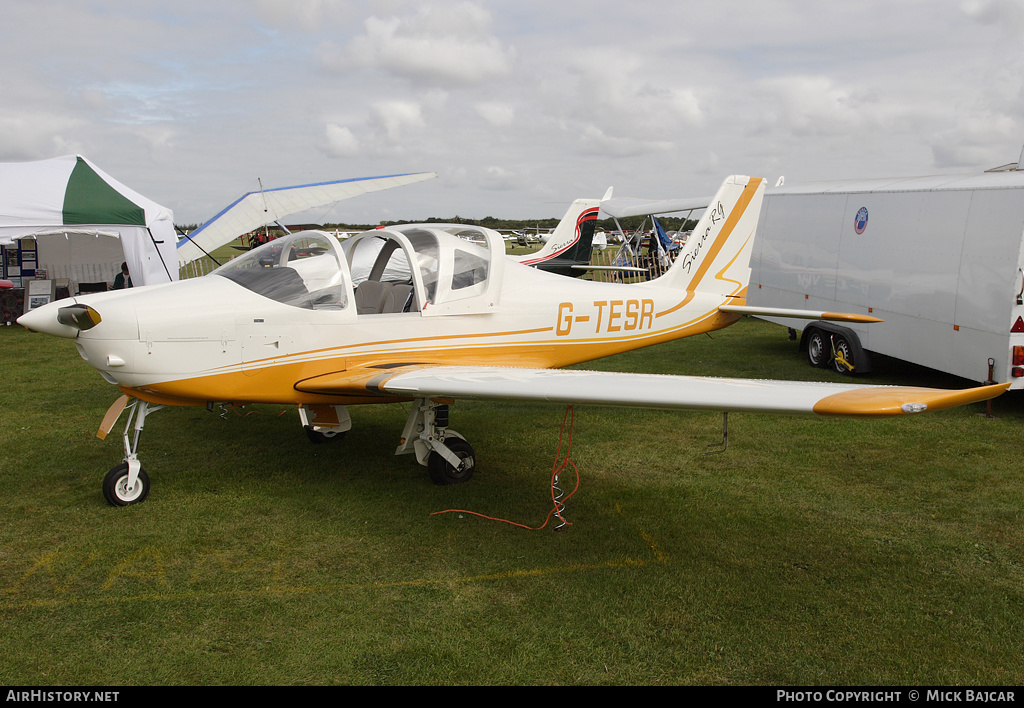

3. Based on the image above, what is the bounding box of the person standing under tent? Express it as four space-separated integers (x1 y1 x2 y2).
113 262 132 289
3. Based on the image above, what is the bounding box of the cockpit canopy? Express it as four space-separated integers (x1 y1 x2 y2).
345 224 504 316
211 225 504 316
213 231 349 310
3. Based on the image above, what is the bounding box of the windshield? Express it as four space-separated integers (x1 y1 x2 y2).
213 232 349 310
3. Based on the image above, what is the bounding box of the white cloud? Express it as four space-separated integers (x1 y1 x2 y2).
478 165 526 191
369 100 426 142
576 125 672 159
0 113 84 161
961 0 1024 36
754 76 869 136
324 2 516 88
1 1 1022 224
253 0 358 33
476 102 515 128
932 110 1020 167
323 123 360 157
562 46 705 153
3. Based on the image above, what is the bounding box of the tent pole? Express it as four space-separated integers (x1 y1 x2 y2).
147 227 176 282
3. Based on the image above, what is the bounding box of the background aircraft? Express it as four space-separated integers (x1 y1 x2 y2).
508 188 610 277
18 175 1006 506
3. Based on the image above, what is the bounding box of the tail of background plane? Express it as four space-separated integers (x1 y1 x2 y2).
651 175 766 296
514 190 609 276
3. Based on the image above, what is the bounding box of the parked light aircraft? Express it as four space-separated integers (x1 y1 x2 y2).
599 192 714 280
18 175 1008 506
507 189 609 277
349 190 608 281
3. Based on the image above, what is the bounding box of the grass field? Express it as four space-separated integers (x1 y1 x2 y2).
1 316 1021 686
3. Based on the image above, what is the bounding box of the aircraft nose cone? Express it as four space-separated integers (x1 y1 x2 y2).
17 302 80 338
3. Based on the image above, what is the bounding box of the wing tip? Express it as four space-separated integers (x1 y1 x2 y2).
813 383 1010 416
821 311 885 324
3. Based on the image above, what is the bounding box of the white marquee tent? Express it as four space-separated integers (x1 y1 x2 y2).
0 155 178 287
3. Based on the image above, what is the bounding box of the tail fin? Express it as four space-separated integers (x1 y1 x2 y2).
653 175 765 295
516 192 605 276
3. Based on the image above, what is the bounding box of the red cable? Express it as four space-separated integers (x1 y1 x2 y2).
431 405 580 531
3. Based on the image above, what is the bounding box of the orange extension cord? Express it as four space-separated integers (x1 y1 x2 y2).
430 404 581 531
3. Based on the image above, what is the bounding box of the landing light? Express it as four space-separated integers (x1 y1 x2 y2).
901 402 928 414
57 304 102 331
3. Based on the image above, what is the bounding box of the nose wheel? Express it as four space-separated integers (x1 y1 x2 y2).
103 462 151 506
99 397 163 506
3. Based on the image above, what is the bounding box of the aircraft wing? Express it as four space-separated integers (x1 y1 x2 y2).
601 195 712 219
718 305 883 324
295 365 1008 417
176 172 437 265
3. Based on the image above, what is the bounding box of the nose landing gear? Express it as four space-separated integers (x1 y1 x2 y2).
99 396 163 506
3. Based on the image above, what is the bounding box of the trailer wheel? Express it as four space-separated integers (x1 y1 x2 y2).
807 330 829 368
831 335 855 374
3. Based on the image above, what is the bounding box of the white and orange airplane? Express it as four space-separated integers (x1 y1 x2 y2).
18 175 1008 506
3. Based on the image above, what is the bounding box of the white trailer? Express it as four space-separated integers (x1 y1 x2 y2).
747 169 1024 389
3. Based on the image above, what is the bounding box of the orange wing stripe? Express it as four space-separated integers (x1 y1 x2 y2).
822 312 884 323
813 383 1009 416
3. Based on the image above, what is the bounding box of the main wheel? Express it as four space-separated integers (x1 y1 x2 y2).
427 439 476 485
305 427 346 444
807 330 829 368
831 335 855 374
102 462 151 506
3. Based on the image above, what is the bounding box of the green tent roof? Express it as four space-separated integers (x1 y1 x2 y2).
63 156 146 226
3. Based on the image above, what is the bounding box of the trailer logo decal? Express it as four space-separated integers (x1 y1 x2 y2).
854 207 869 234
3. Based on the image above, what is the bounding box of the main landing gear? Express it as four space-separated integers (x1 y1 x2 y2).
300 400 476 484
396 398 476 485
97 396 476 506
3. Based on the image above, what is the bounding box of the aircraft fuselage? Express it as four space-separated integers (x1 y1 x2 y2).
51 267 737 408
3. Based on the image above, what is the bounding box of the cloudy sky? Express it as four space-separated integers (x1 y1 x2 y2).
2 0 1023 226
